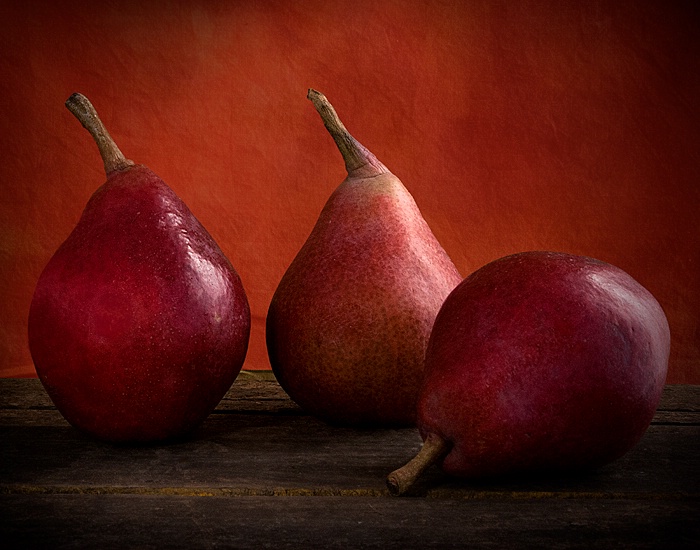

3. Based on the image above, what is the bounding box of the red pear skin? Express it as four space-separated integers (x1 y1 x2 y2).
28 93 250 443
388 251 670 494
266 90 462 427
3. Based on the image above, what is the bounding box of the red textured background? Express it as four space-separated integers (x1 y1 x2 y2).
1 0 698 382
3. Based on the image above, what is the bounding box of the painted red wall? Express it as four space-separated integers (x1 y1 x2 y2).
1 0 698 382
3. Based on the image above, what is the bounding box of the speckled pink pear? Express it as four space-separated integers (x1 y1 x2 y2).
266 89 462 427
28 93 250 443
387 251 670 495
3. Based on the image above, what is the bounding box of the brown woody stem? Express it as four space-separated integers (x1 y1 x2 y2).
307 88 388 177
386 432 450 496
65 93 134 175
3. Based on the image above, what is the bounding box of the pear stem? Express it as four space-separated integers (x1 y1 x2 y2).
65 93 134 175
387 432 450 496
307 89 388 177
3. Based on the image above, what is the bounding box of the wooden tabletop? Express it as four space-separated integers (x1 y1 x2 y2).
1 374 698 549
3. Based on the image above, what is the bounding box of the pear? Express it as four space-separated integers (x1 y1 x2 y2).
28 93 251 443
266 89 462 427
387 251 670 495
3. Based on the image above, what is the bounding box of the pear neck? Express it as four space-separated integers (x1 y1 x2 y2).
65 93 135 175
307 89 388 178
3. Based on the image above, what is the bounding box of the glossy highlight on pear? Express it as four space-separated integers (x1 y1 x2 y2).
28 93 251 443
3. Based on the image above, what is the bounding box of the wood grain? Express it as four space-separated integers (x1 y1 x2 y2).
2 495 698 549
1 377 698 548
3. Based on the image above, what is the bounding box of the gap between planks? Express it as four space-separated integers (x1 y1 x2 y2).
1 484 698 501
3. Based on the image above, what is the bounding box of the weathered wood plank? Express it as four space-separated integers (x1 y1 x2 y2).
0 376 299 412
1 494 697 549
1 378 698 499
2 378 699 417
0 378 54 409
1 378 698 548
656 384 700 412
0 408 67 427
1 415 698 497
652 410 700 425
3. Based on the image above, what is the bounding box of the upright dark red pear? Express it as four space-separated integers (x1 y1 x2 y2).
388 251 670 495
28 93 250 443
266 90 462 427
